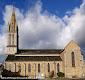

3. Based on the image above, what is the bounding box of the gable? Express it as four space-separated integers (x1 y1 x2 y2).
65 40 80 50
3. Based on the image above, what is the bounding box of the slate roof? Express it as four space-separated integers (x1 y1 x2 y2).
16 49 64 54
5 55 62 61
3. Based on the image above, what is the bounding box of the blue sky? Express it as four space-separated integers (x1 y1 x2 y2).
0 0 82 25
1 0 85 63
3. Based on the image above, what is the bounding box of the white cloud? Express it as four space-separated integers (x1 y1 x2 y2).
0 34 6 63
0 0 85 63
62 0 85 48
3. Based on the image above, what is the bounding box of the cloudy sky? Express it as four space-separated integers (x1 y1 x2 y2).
0 0 85 63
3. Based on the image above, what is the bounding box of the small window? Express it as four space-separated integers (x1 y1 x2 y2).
38 63 40 73
28 63 31 73
48 63 50 72
57 63 60 73
18 63 21 72
9 63 11 71
71 52 75 67
12 34 14 45
12 26 13 31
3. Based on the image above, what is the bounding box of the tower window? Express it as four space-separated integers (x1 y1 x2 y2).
71 52 75 67
57 63 60 73
38 63 40 73
12 26 13 31
18 63 21 73
28 63 31 73
9 34 11 45
12 34 14 45
48 63 50 72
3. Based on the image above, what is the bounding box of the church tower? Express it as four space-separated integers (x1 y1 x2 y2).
7 7 19 55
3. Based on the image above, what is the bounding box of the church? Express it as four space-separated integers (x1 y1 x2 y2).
4 7 85 78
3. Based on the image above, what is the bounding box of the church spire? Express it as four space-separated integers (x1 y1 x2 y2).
10 6 16 30
7 6 18 55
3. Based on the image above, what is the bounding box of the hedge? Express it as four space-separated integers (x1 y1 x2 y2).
57 72 65 77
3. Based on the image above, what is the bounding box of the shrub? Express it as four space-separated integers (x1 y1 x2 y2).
57 72 65 77
49 70 54 78
1 69 23 77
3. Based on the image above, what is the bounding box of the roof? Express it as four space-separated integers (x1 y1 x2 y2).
16 49 64 54
5 55 62 61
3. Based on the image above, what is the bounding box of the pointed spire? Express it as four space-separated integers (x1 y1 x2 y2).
10 6 16 27
10 6 16 31
12 6 15 15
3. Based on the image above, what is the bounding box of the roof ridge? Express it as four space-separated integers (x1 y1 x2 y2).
19 49 64 50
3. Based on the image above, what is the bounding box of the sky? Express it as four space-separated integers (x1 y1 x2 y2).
0 0 85 63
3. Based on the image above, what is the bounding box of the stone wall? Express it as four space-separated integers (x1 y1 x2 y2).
64 40 83 78
5 61 63 78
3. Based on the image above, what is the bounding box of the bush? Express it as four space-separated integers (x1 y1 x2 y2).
49 70 54 78
57 72 65 77
1 69 23 77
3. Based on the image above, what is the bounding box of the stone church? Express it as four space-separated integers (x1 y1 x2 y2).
4 7 85 78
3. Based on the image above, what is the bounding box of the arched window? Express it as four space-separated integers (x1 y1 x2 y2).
9 34 11 45
28 63 31 73
9 63 11 71
12 34 14 45
38 63 40 73
48 63 50 72
71 52 75 67
57 63 60 73
18 63 21 72
12 26 14 31
14 63 16 72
